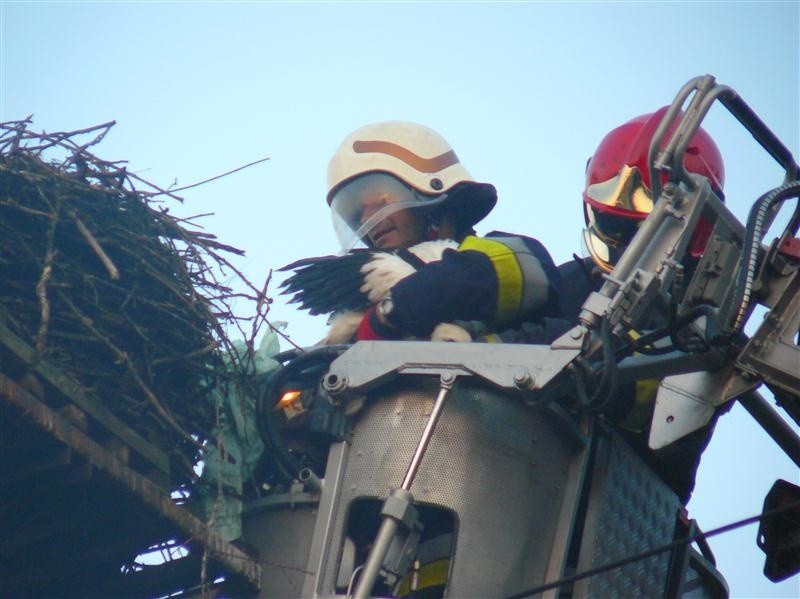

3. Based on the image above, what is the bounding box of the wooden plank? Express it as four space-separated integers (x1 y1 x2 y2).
2 445 72 484
0 321 170 476
0 373 261 590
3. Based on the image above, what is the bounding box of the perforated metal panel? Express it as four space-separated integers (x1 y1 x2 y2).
315 377 585 598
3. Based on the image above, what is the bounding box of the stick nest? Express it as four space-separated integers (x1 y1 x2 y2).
0 118 269 473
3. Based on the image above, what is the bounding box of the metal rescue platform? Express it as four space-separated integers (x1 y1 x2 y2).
243 341 730 598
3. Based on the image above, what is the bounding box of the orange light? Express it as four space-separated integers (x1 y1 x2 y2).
276 390 302 410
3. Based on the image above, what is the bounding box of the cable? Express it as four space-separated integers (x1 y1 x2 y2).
504 498 800 599
729 181 800 332
578 318 619 411
570 357 596 408
346 565 365 599
669 304 717 354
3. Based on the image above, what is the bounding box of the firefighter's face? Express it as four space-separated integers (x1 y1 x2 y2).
361 199 427 249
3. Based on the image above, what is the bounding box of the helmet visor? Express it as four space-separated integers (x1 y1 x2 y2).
585 165 654 214
582 165 654 271
583 201 647 272
330 172 446 251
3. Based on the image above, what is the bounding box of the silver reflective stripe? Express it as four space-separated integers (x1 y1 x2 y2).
487 235 550 313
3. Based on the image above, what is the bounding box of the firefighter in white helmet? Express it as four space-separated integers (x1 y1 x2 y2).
325 120 562 342
323 120 562 597
328 121 498 251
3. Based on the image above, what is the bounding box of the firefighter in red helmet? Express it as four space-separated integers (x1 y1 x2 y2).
491 108 727 502
582 106 725 273
576 108 727 502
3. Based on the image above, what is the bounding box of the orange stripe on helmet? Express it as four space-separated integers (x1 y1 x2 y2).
353 140 459 173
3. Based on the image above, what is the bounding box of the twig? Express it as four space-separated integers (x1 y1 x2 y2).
54 119 117 140
56 290 204 452
248 269 273 348
59 121 117 169
126 170 186 202
34 249 55 356
163 157 271 195
0 200 56 220
70 212 120 280
32 189 63 358
170 212 215 227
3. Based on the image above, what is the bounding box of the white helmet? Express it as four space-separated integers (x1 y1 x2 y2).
327 121 496 249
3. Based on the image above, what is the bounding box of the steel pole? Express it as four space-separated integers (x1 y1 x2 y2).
739 390 800 468
353 373 456 599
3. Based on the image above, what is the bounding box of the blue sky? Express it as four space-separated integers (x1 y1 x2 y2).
3 1 799 596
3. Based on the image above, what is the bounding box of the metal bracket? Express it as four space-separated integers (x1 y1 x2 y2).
649 364 758 449
606 268 661 331
378 488 424 588
737 255 800 400
323 341 580 399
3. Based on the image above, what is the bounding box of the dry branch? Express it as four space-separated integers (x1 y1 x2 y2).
0 118 276 479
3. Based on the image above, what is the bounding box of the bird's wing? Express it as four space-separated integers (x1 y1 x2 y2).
278 251 374 315
279 239 459 315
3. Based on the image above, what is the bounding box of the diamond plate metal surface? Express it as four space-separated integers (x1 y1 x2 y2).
585 433 681 598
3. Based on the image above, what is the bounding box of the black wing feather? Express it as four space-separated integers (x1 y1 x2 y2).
279 250 377 315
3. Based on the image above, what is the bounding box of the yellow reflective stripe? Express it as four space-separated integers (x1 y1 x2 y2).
483 235 550 312
618 330 658 432
618 378 659 432
396 558 450 597
459 235 523 323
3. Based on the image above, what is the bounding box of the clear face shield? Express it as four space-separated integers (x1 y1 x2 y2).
330 172 447 252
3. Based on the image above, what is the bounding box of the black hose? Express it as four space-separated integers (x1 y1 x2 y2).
619 304 722 359
578 318 619 411
571 357 596 408
272 343 351 365
670 304 722 353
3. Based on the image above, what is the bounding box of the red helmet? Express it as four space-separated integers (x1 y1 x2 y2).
582 107 725 272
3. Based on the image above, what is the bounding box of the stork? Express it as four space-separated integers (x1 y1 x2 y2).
279 240 471 345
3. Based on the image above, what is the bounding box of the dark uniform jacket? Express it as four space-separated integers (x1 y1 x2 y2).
387 231 562 337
